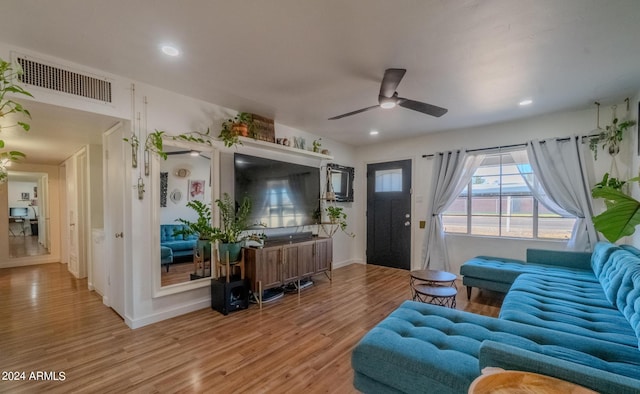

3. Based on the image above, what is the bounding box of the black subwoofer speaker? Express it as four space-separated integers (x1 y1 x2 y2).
211 277 249 315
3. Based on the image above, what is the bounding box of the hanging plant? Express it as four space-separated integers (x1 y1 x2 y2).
588 104 636 160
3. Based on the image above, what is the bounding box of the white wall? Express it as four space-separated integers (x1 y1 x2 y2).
356 102 636 275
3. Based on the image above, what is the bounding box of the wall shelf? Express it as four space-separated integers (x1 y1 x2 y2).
237 137 333 160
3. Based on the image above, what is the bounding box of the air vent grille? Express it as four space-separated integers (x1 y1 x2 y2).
16 57 112 103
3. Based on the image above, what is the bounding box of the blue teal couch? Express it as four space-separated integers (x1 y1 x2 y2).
160 224 198 264
351 242 640 393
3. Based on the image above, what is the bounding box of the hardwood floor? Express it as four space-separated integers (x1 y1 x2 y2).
0 262 503 393
8 235 49 258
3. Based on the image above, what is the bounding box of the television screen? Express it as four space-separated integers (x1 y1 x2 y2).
235 153 320 228
9 207 29 217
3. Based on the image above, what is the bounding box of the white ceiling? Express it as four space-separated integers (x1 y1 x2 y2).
1 0 640 164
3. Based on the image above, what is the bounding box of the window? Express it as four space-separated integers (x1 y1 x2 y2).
442 150 576 240
375 168 403 192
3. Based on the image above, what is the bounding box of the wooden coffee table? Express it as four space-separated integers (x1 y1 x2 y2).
468 369 596 394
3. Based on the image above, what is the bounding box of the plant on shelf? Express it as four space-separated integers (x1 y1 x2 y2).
312 138 322 153
219 112 256 148
214 193 252 261
0 58 33 183
591 173 640 243
325 206 355 238
588 106 636 160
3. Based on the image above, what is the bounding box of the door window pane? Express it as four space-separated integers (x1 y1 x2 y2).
375 169 402 192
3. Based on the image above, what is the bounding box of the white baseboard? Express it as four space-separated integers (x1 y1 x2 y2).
0 255 61 269
126 298 211 329
333 259 364 269
102 295 110 307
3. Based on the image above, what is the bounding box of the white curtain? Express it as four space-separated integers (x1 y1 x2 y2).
422 150 484 270
526 137 598 251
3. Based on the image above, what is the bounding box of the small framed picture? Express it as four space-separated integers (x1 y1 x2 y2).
21 192 30 200
189 179 205 201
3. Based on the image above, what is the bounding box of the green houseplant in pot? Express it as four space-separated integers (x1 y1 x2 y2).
219 112 256 147
214 193 252 262
173 200 217 266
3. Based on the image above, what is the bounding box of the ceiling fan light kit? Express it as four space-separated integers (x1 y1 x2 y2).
328 68 448 120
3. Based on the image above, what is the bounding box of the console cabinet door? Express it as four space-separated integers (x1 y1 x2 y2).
261 247 283 289
297 241 315 278
315 238 332 272
281 244 300 283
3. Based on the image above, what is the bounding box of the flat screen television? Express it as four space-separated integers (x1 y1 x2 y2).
9 207 29 217
235 153 320 228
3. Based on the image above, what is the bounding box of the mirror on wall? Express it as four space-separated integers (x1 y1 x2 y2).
327 163 354 202
7 171 50 258
158 144 214 288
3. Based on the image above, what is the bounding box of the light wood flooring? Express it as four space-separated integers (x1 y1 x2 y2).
0 262 503 393
8 235 49 258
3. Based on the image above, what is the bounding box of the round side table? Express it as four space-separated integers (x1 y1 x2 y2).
413 284 457 308
410 269 457 301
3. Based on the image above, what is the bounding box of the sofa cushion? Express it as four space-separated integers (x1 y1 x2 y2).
160 224 187 242
591 241 623 278
616 266 640 349
500 274 638 348
597 249 640 307
352 301 640 394
162 240 196 252
460 257 595 285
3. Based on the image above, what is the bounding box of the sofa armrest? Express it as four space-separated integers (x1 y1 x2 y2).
526 249 591 270
479 340 640 394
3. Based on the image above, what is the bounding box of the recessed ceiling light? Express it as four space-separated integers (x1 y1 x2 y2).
370 130 379 136
161 45 180 57
519 99 533 106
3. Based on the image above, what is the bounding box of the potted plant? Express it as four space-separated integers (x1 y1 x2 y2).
219 112 256 147
589 115 636 160
325 206 355 237
214 193 252 262
591 173 640 242
0 58 33 183
312 138 322 153
173 200 218 270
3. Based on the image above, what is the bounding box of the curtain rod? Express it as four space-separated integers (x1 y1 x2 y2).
421 132 601 158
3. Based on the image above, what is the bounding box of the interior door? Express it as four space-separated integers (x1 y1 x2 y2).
104 125 126 318
367 160 412 269
66 156 79 276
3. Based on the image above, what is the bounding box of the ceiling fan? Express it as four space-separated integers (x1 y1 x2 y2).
328 68 448 120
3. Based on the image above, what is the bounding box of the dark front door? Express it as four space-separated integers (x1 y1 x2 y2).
366 159 412 269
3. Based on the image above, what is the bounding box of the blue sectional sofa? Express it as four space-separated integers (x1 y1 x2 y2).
160 224 198 263
351 242 640 393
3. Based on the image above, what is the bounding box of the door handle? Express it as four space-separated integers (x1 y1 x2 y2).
404 221 411 227
115 232 124 238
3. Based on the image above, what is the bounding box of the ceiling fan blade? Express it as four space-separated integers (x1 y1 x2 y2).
328 104 380 120
379 68 406 98
398 98 448 117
